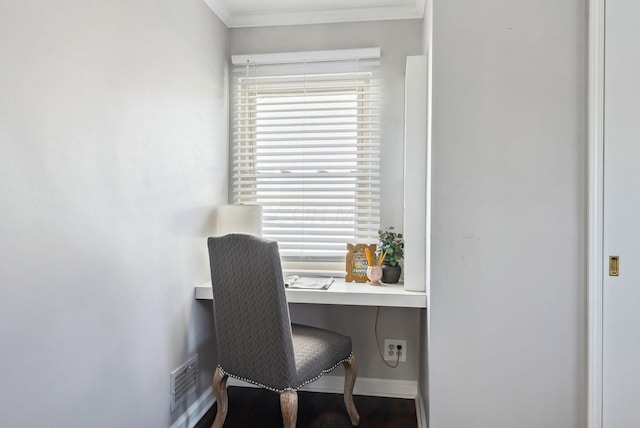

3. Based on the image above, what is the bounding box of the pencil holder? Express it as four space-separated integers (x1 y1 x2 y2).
366 265 383 285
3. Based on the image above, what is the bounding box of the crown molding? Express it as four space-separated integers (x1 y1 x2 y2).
203 0 425 29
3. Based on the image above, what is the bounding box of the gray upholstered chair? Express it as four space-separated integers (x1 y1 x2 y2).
207 234 360 428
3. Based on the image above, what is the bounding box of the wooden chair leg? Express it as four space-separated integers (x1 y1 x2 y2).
343 354 361 426
212 367 229 428
280 390 298 428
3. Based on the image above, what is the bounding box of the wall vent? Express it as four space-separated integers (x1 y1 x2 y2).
170 355 199 411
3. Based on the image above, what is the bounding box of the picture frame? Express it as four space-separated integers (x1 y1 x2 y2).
345 243 377 283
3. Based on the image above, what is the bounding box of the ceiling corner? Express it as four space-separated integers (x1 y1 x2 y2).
202 0 232 27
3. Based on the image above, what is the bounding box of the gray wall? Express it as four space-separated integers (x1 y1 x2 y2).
0 1 228 426
428 0 587 427
230 20 425 381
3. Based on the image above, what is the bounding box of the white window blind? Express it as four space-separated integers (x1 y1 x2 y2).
231 48 381 262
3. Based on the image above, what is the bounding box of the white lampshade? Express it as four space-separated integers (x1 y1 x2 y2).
216 205 263 236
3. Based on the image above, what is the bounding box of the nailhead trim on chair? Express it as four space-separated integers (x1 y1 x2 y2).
218 353 353 393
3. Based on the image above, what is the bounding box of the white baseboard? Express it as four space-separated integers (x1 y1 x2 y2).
170 386 214 428
227 375 418 399
415 385 428 428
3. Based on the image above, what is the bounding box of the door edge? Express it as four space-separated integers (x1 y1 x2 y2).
588 0 605 427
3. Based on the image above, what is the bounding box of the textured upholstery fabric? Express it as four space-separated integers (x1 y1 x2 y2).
208 234 353 392
209 234 296 391
292 324 352 388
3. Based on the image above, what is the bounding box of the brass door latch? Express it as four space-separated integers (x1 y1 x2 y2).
609 256 620 276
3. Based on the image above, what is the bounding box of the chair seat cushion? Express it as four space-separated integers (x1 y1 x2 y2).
291 324 352 389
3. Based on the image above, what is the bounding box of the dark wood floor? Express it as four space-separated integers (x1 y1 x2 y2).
195 387 418 428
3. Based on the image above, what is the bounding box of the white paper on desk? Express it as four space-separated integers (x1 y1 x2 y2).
285 276 334 290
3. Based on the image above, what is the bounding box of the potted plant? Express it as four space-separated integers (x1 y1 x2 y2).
377 226 404 283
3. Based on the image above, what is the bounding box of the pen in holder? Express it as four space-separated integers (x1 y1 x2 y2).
365 248 386 285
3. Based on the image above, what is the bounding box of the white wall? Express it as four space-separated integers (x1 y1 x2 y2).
0 1 228 426
230 20 425 381
429 0 587 427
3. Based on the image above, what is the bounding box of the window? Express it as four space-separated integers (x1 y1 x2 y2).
231 48 381 264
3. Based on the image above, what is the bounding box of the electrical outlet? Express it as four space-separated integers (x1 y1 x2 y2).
383 339 407 363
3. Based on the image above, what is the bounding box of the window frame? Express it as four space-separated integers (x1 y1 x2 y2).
231 49 381 267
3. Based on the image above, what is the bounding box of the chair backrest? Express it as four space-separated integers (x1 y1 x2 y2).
207 234 297 390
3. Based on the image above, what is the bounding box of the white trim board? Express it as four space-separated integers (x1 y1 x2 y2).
203 1 426 29
227 375 418 399
232 47 380 66
588 0 604 427
170 386 214 428
415 385 428 428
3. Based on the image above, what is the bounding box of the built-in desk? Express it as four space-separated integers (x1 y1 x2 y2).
195 278 427 308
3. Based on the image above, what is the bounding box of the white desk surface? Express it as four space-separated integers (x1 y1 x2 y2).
195 278 427 308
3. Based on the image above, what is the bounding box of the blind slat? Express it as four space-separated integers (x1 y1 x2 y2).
232 200 379 207
234 172 379 178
